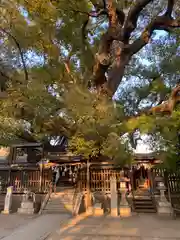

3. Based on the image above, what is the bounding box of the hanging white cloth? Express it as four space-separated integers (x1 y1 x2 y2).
55 167 60 184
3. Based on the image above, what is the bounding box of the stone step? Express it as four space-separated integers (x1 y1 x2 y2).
49 197 72 201
44 207 66 211
44 205 70 211
134 201 155 205
133 196 156 213
43 210 68 214
48 202 65 205
134 204 155 208
48 203 72 207
134 204 155 209
45 203 66 207
133 195 151 199
50 195 73 200
135 208 156 213
41 187 75 215
48 199 68 203
48 200 72 205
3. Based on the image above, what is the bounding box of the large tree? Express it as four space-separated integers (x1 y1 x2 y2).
0 0 179 166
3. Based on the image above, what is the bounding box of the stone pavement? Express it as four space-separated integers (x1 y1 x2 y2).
46 213 180 240
0 214 36 239
0 213 70 240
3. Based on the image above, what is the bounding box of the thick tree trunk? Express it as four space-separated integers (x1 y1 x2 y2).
90 0 179 97
107 52 130 95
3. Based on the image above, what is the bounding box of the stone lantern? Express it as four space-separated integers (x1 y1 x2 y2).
154 175 163 198
18 190 35 214
119 175 131 217
156 176 173 217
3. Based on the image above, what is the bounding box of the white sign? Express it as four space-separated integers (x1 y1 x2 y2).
2 186 13 214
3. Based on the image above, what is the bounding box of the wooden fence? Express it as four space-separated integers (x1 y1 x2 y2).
78 167 180 193
0 168 52 193
78 168 130 193
151 168 180 193
166 171 180 194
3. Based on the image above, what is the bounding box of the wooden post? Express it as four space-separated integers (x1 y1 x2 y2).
8 167 11 187
86 159 91 210
39 164 43 192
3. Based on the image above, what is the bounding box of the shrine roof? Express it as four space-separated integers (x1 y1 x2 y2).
133 153 157 160
11 142 42 147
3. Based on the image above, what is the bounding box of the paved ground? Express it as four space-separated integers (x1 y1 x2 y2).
0 213 70 240
46 213 180 240
1 213 180 240
0 214 36 239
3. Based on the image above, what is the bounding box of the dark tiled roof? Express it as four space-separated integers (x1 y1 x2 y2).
133 152 156 160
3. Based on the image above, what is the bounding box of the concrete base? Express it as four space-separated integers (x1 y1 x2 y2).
18 201 35 214
86 207 93 215
18 208 35 214
92 203 104 216
111 208 118 217
157 202 173 217
93 208 104 216
93 204 104 216
21 202 34 209
1 210 11 214
119 206 131 217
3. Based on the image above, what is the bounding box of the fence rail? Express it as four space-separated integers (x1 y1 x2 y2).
0 168 52 193
78 167 180 193
78 168 130 193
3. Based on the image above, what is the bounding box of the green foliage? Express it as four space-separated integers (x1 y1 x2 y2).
65 84 131 164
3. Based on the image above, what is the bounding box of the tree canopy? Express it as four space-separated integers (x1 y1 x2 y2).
0 0 179 167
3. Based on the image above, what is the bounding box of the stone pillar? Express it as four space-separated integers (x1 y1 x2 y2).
1 186 13 214
110 176 118 217
119 179 131 217
157 181 173 217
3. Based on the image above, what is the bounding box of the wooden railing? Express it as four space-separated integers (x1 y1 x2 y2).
165 170 180 214
39 181 52 214
0 168 52 193
78 168 130 193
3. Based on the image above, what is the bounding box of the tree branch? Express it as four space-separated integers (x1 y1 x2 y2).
0 70 11 81
129 15 180 55
122 0 153 43
149 84 180 114
123 83 180 125
129 0 179 55
69 8 108 18
0 28 29 81
165 0 175 17
93 0 125 92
